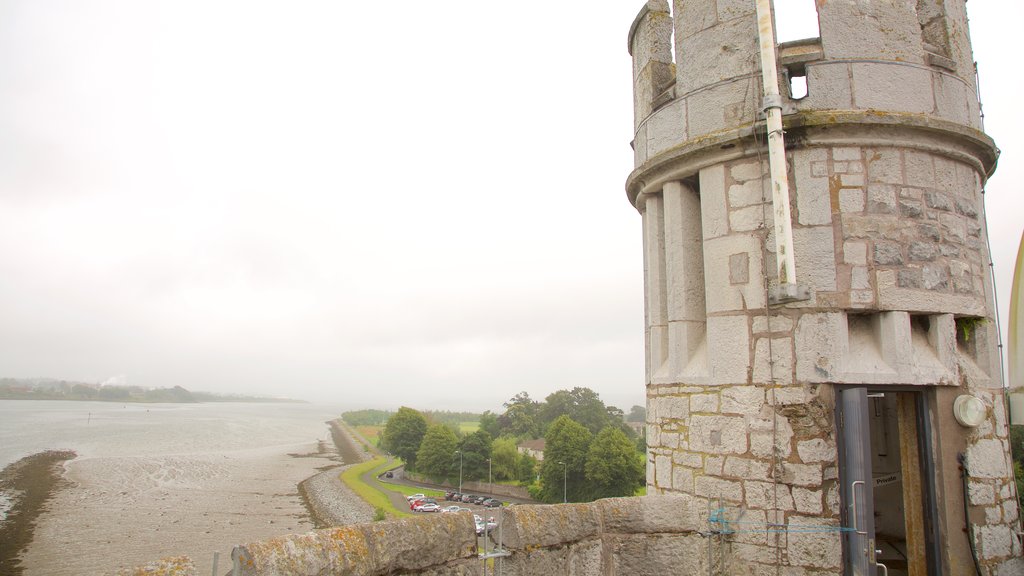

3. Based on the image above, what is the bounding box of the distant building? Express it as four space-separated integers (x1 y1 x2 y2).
517 439 545 461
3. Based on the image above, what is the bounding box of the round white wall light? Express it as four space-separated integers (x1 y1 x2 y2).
953 395 987 428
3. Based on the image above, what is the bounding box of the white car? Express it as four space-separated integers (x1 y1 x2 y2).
406 493 425 502
418 503 441 513
440 505 462 513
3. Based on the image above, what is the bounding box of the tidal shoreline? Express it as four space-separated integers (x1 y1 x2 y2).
298 419 375 529
0 450 77 576
2 403 356 576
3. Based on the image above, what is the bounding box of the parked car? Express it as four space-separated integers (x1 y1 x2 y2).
461 494 476 503
440 505 462 513
475 519 499 536
406 493 425 502
482 499 502 508
473 496 488 505
412 498 437 511
418 503 441 513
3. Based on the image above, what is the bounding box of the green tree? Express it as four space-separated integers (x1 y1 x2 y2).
381 407 428 470
458 430 493 481
518 451 538 483
626 405 646 423
585 426 645 499
541 387 620 436
491 436 520 481
479 411 500 439
416 424 459 481
540 415 592 503
498 392 541 438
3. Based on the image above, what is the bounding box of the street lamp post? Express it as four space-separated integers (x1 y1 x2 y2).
486 458 492 494
455 450 463 493
558 461 567 503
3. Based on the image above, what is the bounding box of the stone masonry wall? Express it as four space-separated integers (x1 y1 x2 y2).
120 495 722 576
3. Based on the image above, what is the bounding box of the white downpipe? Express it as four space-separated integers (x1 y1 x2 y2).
754 0 798 288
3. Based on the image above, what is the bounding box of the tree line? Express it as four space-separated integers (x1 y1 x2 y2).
367 387 646 503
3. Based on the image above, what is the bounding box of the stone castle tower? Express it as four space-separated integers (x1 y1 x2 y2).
627 1 1021 574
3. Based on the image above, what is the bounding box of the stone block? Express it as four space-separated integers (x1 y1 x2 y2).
850 266 870 290
866 183 897 214
924 191 953 212
677 16 757 95
805 61 852 110
794 148 832 226
700 165 728 240
654 454 672 488
843 240 868 265
604 532 709 576
839 188 865 213
704 455 724 475
905 150 937 190
674 450 703 468
840 173 864 187
745 480 794 511
672 464 694 492
730 160 766 182
752 315 794 334
933 155 958 193
749 417 794 459
908 241 938 262
785 516 842 569
730 252 750 284
645 99 687 158
722 456 770 480
934 73 971 126
730 204 767 232
753 337 793 385
781 462 823 487
967 439 1010 479
684 76 753 138
650 395 689 421
690 393 719 413
597 494 705 534
688 414 748 454
501 504 601 551
792 487 824 514
794 313 845 382
817 0 921 62
852 63 933 113
866 148 903 185
693 475 744 502
793 226 837 291
707 314 751 383
977 524 1015 560
721 386 766 415
797 439 836 464
874 241 904 265
232 514 477 576
729 179 765 209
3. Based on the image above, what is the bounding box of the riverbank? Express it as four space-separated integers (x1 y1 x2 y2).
0 402 351 576
297 419 375 528
0 450 76 576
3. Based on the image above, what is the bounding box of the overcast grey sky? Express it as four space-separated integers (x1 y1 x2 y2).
1 2 1020 413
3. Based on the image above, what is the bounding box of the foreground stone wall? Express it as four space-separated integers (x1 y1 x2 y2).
122 495 721 576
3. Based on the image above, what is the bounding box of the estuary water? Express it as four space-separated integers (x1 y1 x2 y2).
0 400 347 575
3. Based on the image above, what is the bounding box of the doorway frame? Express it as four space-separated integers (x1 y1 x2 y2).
835 386 942 576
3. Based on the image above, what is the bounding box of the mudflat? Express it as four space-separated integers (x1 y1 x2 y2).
9 442 338 576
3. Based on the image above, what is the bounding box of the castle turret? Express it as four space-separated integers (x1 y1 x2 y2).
627 1 1021 573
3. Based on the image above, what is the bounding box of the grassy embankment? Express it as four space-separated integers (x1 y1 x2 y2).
339 423 446 519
